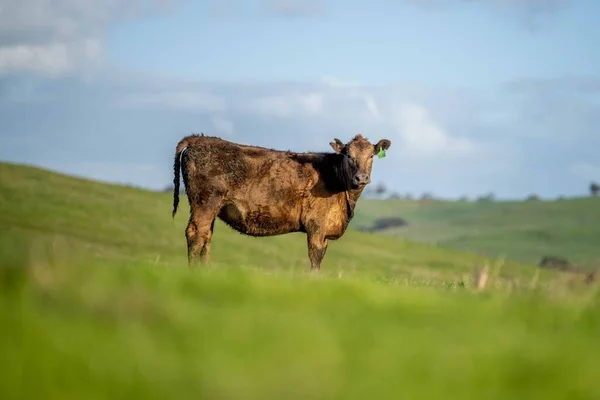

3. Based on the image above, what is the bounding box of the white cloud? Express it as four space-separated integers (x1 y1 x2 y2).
0 43 72 76
301 92 324 114
116 91 226 112
362 94 382 120
5 71 599 198
98 75 503 197
320 75 360 89
248 95 295 118
393 103 476 158
247 92 324 118
0 0 177 76
0 38 103 76
19 74 494 165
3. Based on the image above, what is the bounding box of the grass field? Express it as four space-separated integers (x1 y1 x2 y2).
1 161 600 399
354 197 600 268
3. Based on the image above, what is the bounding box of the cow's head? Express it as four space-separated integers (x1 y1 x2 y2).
329 134 391 189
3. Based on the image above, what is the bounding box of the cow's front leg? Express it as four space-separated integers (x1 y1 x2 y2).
307 233 328 271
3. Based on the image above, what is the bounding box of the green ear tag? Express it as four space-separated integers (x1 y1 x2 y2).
377 148 386 159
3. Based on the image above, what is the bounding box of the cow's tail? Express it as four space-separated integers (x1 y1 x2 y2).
172 139 190 218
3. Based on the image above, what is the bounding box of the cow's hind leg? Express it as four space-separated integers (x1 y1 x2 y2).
186 197 223 266
200 219 216 262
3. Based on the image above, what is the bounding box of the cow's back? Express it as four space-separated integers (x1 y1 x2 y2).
182 136 252 188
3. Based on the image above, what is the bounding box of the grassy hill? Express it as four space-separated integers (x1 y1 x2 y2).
0 162 542 283
354 197 600 268
1 161 600 399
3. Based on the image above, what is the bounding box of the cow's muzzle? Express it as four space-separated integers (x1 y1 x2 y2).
352 173 371 187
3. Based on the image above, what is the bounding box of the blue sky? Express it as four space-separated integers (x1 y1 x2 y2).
1 0 599 199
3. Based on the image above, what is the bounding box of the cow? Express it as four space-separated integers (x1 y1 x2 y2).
171 133 391 270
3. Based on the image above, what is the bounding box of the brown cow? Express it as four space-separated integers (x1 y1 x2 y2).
172 133 391 270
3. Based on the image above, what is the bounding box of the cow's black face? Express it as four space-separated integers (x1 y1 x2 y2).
329 134 391 189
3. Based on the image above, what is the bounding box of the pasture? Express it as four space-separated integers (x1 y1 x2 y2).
354 196 600 268
1 161 600 399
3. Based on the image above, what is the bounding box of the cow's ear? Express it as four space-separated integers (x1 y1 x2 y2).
329 138 345 153
373 139 391 154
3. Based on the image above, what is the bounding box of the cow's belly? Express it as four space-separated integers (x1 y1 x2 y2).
218 201 301 237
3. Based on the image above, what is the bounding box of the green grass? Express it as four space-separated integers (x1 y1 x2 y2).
0 162 545 282
1 161 600 399
354 197 600 267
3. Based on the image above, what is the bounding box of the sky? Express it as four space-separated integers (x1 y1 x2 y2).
1 0 599 199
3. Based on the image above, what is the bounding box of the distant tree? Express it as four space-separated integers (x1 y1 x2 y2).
458 195 469 202
419 192 434 207
404 192 414 201
420 192 433 201
363 182 389 199
374 182 387 197
590 182 599 197
526 194 540 202
476 192 495 202
388 192 401 200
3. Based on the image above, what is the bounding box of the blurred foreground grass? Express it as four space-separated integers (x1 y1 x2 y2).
1 235 600 399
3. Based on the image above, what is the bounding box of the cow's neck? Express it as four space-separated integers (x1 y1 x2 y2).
342 187 365 224
330 155 365 226
330 154 353 193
